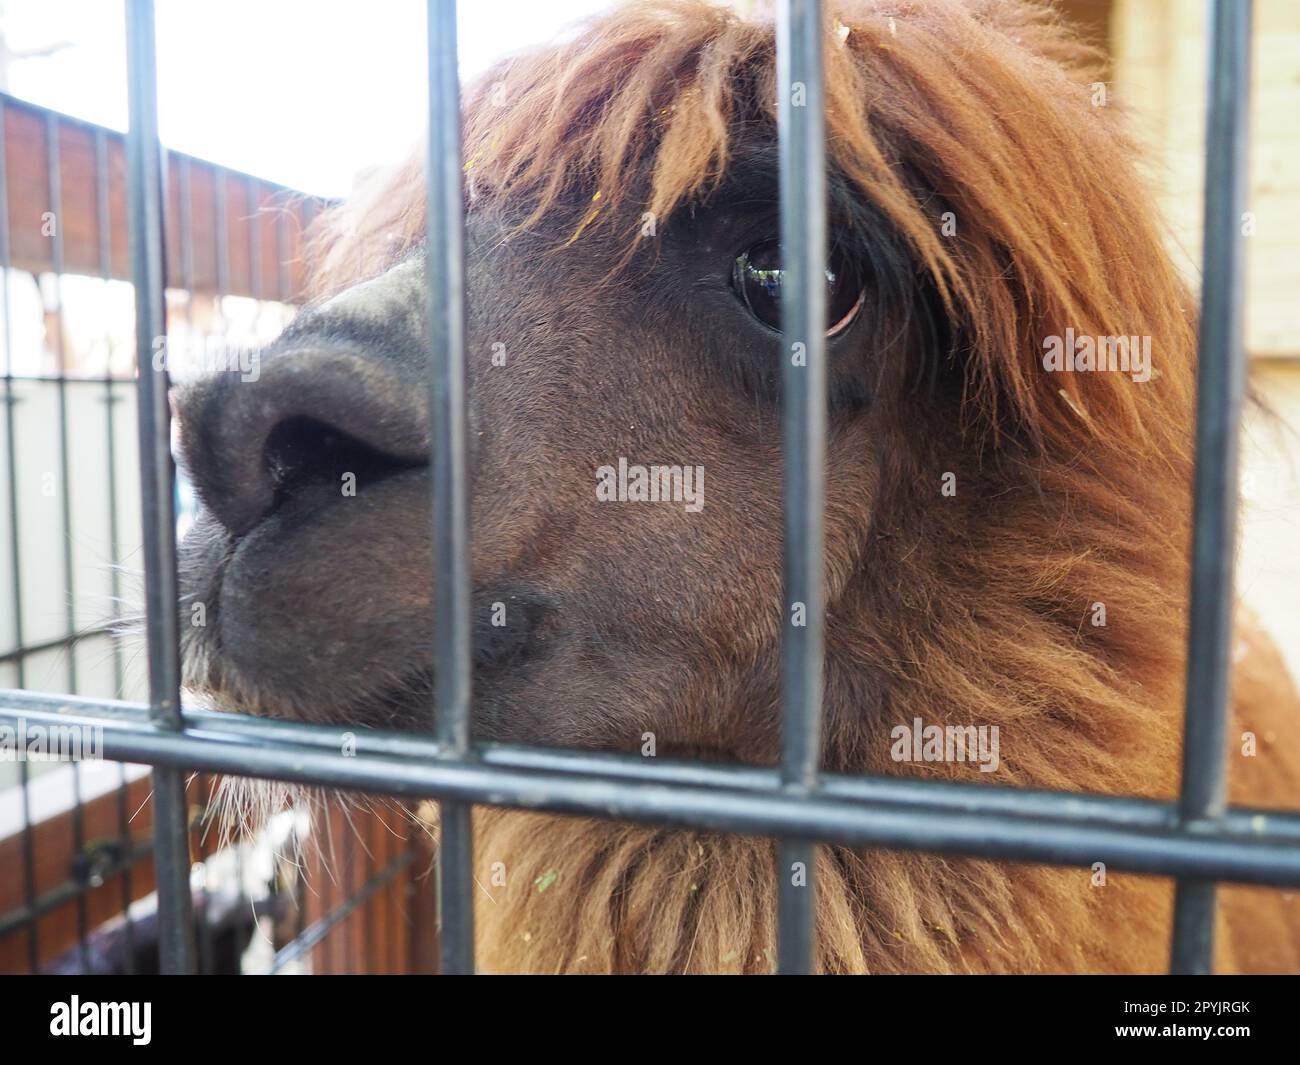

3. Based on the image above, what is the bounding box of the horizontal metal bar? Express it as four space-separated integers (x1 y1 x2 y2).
0 625 117 666
0 374 132 385
0 843 152 939
2 692 1299 887
6 689 1300 844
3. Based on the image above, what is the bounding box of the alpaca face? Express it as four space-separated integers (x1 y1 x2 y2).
157 1 1300 977
174 137 941 758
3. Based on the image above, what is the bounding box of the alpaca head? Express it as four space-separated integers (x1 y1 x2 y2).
176 0 1195 792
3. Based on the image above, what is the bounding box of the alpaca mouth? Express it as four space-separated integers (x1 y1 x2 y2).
173 332 440 733
178 482 439 732
179 482 556 735
183 625 436 733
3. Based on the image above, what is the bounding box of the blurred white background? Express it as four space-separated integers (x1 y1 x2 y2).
0 0 610 197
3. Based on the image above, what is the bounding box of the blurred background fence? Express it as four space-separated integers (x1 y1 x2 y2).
0 93 434 974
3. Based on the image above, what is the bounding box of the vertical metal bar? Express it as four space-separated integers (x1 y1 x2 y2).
1169 0 1253 976
195 777 216 973
276 201 290 305
95 126 137 974
296 198 317 308
386 820 399 974
0 100 40 974
46 111 92 972
247 176 262 302
125 0 196 975
426 0 475 976
293 838 308 951
362 814 375 972
343 827 356 973
179 156 196 306
177 156 217 975
776 0 826 976
214 166 230 302
46 116 77 695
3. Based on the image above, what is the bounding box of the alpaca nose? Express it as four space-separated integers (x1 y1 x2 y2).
175 345 431 538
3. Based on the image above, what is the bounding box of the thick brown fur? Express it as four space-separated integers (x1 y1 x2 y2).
283 0 1300 973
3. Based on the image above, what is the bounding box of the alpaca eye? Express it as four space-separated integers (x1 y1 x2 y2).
731 239 865 337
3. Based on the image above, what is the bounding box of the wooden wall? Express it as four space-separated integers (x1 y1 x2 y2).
1 94 324 303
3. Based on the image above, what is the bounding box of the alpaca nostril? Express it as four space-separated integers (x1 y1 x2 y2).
263 415 427 514
177 346 431 538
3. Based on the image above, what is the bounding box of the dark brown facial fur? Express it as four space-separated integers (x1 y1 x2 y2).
171 0 1300 974
177 139 945 763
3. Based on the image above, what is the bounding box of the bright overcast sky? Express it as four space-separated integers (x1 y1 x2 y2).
0 0 611 198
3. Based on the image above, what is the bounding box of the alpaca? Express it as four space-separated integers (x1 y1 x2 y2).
175 0 1300 972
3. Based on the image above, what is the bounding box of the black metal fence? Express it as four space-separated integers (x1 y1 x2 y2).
1 0 1296 976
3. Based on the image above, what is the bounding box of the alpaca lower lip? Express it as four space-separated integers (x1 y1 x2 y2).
178 483 436 731
186 646 436 731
